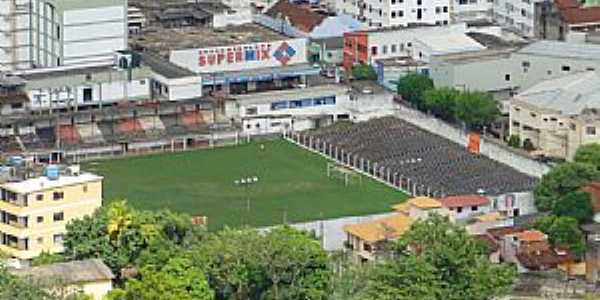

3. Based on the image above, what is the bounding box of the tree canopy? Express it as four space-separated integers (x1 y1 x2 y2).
534 162 599 211
423 87 460 121
397 73 434 108
454 91 500 130
574 143 600 170
552 191 594 224
351 64 378 81
533 215 585 257
357 215 516 300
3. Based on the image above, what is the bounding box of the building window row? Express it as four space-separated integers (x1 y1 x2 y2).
271 96 336 111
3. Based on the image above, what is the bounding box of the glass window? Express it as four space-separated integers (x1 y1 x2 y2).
53 212 64 222
53 191 64 201
271 101 289 111
587 126 596 135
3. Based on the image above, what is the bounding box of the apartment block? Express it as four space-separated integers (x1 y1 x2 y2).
336 0 450 28
0 165 103 260
0 0 127 71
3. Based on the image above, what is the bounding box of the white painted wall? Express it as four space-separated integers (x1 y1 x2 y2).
169 38 308 73
336 0 450 28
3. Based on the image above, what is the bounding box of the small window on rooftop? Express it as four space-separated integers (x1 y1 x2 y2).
505 74 511 81
562 65 571 72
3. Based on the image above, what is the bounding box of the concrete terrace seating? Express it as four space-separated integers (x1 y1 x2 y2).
306 117 538 196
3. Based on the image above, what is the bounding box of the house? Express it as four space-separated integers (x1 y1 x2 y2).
343 214 413 262
392 196 454 221
496 229 575 273
439 194 490 220
475 234 501 263
580 223 600 282
0 165 103 261
537 0 600 41
509 70 600 160
11 259 114 300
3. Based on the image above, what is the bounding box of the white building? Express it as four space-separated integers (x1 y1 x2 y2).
336 0 451 28
431 41 600 103
451 0 493 23
491 0 546 37
226 82 396 134
0 0 128 71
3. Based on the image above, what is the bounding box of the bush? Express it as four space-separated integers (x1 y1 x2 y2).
351 64 377 81
397 73 434 108
507 135 521 148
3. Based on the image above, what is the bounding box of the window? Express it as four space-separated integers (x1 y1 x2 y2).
392 11 396 17
83 185 88 193
417 8 422 19
471 206 478 211
140 80 146 85
522 61 530 68
53 191 64 200
53 212 64 222
417 0 422 4
459 0 468 4
37 237 44 244
371 46 378 55
587 67 596 71
457 207 463 213
36 194 43 201
562 65 571 71
82 88 93 103
382 45 388 54
407 42 412 47
398 10 404 16
246 107 258 115
521 9 526 17
436 6 441 13
530 112 537 117
391 0 396 4
53 234 64 245
587 126 597 135
505 74 511 81
37 216 43 223
443 6 448 12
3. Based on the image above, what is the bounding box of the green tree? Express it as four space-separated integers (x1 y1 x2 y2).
115 257 214 300
397 73 434 108
454 91 499 130
190 228 267 300
360 215 516 300
507 134 521 148
422 87 460 121
534 162 599 211
574 143 600 170
523 138 535 151
553 191 594 224
258 226 332 300
533 216 586 257
351 64 377 81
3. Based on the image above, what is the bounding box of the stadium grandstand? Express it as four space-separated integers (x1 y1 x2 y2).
303 117 538 196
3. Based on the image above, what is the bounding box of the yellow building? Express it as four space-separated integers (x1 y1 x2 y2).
0 168 103 260
343 214 413 262
11 259 114 300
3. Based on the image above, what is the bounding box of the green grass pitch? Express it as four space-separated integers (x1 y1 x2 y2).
85 139 407 230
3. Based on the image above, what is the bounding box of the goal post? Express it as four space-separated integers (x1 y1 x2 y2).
327 162 362 186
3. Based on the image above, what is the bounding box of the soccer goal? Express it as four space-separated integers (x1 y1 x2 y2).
327 163 362 186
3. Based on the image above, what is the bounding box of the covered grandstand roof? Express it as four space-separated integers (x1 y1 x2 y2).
305 117 538 196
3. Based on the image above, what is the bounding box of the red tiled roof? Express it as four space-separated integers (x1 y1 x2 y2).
516 249 574 271
266 0 327 33
439 195 489 208
514 230 547 242
487 226 523 240
555 0 600 25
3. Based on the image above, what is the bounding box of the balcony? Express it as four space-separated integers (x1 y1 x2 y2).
7 219 27 229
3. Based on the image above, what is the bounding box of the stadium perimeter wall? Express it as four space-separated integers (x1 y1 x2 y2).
393 104 550 178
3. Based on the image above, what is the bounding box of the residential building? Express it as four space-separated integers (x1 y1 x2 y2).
583 182 600 223
0 74 29 116
0 0 128 71
509 70 600 160
343 23 485 71
0 165 103 260
580 223 600 283
536 0 600 41
392 196 454 220
491 0 547 37
451 0 493 23
496 229 575 272
11 259 114 300
439 194 490 220
343 214 413 262
335 0 451 28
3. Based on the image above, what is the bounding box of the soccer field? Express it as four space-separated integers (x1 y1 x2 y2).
85 139 407 230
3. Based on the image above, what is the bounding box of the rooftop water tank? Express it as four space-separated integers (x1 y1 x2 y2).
45 165 60 181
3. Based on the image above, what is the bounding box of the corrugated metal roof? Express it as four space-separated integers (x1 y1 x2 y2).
515 71 600 115
517 41 600 60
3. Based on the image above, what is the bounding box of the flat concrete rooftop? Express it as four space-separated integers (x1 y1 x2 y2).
130 23 290 55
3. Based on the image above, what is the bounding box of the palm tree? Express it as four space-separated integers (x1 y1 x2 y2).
106 200 134 245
